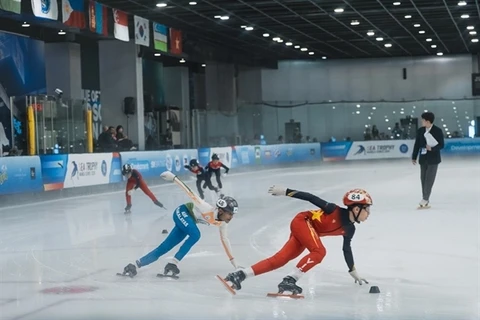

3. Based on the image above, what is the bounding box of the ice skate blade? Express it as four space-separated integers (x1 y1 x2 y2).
216 275 236 295
116 273 134 278
267 293 304 299
157 274 179 280
417 205 431 210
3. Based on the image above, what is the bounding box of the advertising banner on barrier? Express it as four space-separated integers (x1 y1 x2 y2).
321 141 353 161
345 140 414 160
197 147 232 168
443 138 480 154
231 145 256 168
259 143 321 165
120 149 198 178
41 153 122 191
0 156 43 195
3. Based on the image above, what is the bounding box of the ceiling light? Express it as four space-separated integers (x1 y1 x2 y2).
272 37 280 41
58 30 66 35
467 26 475 30
472 38 479 42
263 33 269 37
322 56 327 59
419 30 425 34
240 25 246 28
214 15 221 18
22 22 30 27
431 44 437 48
461 14 469 18
469 31 477 35
458 1 467 5
426 38 432 41
384 43 392 47
156 2 167 7
405 15 412 18
285 42 293 46
180 58 186 63
367 31 375 36
351 20 360 25
437 52 443 56
245 26 254 31
308 52 314 55
300 47 308 51
220 16 229 20
277 39 283 43
202 64 206 67
393 2 401 5
154 53 161 56
376 37 384 41
294 45 300 49
414 24 420 27
189 1 197 4
334 8 344 13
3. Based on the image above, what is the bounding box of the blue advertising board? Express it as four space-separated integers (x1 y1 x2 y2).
0 156 43 195
120 149 198 178
443 138 480 154
321 141 353 161
258 143 321 165
231 145 256 168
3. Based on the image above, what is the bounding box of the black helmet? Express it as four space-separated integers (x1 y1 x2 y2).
211 153 219 160
122 164 132 175
216 195 238 214
190 159 199 167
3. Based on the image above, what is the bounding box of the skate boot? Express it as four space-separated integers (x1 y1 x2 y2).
418 199 430 209
164 262 180 276
122 263 137 278
124 204 132 214
153 200 164 209
224 269 246 290
278 276 302 295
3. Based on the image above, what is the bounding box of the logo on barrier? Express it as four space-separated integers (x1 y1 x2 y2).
175 155 181 171
0 165 7 185
183 155 189 167
165 154 172 171
310 148 315 155
101 160 107 176
41 0 51 14
354 145 366 155
399 144 409 153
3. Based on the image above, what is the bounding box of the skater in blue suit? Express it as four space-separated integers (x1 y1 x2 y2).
121 171 240 278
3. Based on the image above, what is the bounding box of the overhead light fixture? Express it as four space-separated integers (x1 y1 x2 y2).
294 45 300 49
467 26 475 30
58 30 66 35
180 58 186 63
220 16 229 20
245 26 254 31
300 47 308 51
277 39 283 43
272 37 280 41
285 42 293 46
376 37 384 41
437 52 443 56
393 2 401 5
240 25 246 28
322 56 327 59
458 1 467 5
263 33 269 37
308 52 314 55
426 38 432 41
469 31 477 35
405 15 412 18
351 20 360 25
334 8 344 13
154 53 161 56
419 30 425 34
214 15 221 18
189 1 197 5
472 38 479 42
414 24 420 27
431 44 437 48
367 31 375 36
461 14 469 18
384 43 392 47
202 64 206 67
156 2 167 7
22 22 30 27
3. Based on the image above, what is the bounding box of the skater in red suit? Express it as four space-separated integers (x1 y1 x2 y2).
222 185 372 295
122 164 164 213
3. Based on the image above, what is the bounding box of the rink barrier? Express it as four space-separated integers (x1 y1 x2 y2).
1 138 479 197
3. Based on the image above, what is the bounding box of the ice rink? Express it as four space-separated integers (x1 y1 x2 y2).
0 158 479 320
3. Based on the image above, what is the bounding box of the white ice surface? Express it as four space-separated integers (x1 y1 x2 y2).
0 158 479 320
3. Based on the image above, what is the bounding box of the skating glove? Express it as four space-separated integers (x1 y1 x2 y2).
127 189 135 196
268 185 287 196
160 171 177 182
349 269 368 285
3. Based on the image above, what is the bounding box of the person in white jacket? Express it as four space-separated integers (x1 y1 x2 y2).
120 171 240 278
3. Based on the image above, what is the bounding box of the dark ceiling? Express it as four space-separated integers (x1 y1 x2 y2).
97 0 480 60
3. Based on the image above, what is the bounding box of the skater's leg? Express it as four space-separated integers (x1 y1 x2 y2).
204 176 219 192
215 170 222 189
196 178 205 199
173 222 201 261
139 180 158 202
138 224 186 267
125 180 135 207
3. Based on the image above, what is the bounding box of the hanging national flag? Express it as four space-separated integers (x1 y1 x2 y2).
153 23 167 52
0 0 21 14
113 9 129 42
31 0 59 20
134 15 149 47
62 0 86 29
88 1 108 35
169 28 182 55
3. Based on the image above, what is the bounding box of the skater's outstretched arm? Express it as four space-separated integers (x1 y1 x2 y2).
268 185 337 214
342 227 356 272
219 223 237 268
132 170 142 189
